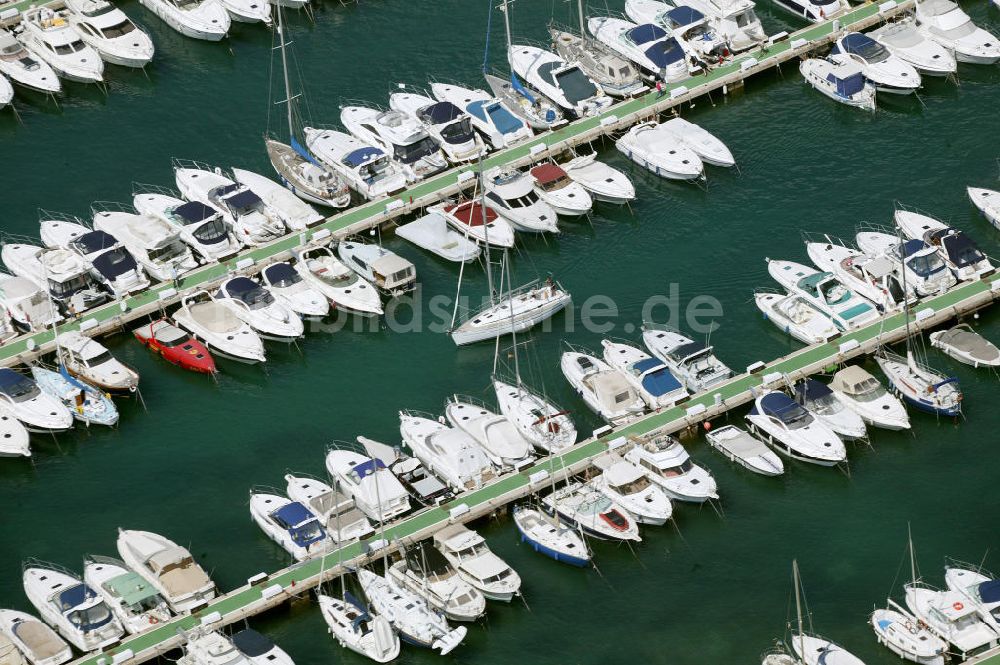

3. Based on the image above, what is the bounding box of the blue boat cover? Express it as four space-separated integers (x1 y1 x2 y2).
979 580 1000 603
666 6 705 25
58 583 96 610
232 629 273 658
759 392 810 424
940 232 984 268
352 458 386 479
794 378 833 402
468 100 524 136
175 201 217 225
832 71 866 97
343 146 383 168
344 591 371 631
644 37 685 68
58 363 90 392
627 23 667 45
899 238 927 258
420 101 463 125
74 231 118 255
839 32 886 61
92 248 138 280
222 277 270 306
510 73 536 104
224 188 262 211
639 364 683 397
0 368 34 396
272 501 315 528
290 137 320 167
263 262 299 285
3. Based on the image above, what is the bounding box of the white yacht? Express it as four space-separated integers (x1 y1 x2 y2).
316 592 398 663
493 378 577 453
395 212 481 263
444 396 534 470
793 378 867 440
449 280 571 346
512 504 591 567
868 17 957 77
830 31 921 94
116 529 216 614
541 481 641 541
1 243 106 314
0 30 61 94
215 0 269 25
799 58 876 111
358 436 455 507
657 117 734 167
0 610 71 665
914 0 1000 64
745 391 847 466
82 555 171 634
387 547 486 622
507 44 611 117
398 412 496 491
92 207 199 283
22 563 124 652
340 106 447 183
172 291 265 363
829 365 910 430
483 168 560 234
336 241 416 296
257 262 328 319
805 239 905 311
283 474 374 544
549 26 647 98
249 492 330 561
895 210 992 282
483 72 566 131
930 324 1000 368
560 153 636 204
670 0 766 52
704 425 784 476
0 272 62 331
905 583 999 657
625 1 728 62
623 433 719 502
431 200 516 248
230 168 324 231
41 224 150 299
138 0 229 41
767 259 880 330
754 291 843 344
945 565 1000 632
528 163 593 216
432 524 521 602
615 121 705 180
303 128 408 200
587 17 689 82
871 605 947 665
429 82 534 149
0 410 30 458
967 187 1000 229
600 339 688 409
389 91 486 163
590 453 673 524
641 325 732 393
133 190 240 262
18 8 104 83
856 231 957 297
561 348 647 424
324 449 411 521
212 276 302 341
177 630 251 665
63 0 154 68
771 0 847 22
290 245 383 315
264 139 352 209
0 369 73 433
231 630 294 665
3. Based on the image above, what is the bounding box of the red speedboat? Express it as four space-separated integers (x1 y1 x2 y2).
133 319 216 374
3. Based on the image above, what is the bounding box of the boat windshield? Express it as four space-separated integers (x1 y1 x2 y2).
845 35 890 63
54 40 86 56
0 372 41 402
453 543 488 561
147 240 186 263
576 495 612 515
807 391 844 416
941 234 985 268
509 191 540 208
440 118 475 145
394 137 438 165
289 521 325 547
66 603 113 631
852 378 887 402
612 475 651 494
553 66 599 105
938 17 976 40
193 219 229 245
905 251 947 278
99 19 135 38
84 349 115 365
49 274 91 299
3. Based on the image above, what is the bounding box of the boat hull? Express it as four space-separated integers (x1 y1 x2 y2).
514 523 589 567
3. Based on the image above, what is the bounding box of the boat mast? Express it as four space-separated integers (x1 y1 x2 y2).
577 0 586 38
276 4 295 141
908 523 917 585
793 560 805 660
333 477 345 597
500 0 513 50
480 167 496 304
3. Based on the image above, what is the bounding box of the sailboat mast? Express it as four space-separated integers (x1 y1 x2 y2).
908 523 917 585
577 0 586 38
501 0 512 49
504 249 521 381
479 168 496 304
334 477 345 597
276 4 295 140
793 560 805 659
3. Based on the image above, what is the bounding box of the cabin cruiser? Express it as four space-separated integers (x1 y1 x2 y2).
625 2 728 63
389 91 486 163
945 565 1000 631
507 44 611 117
0 273 62 331
641 325 732 392
905 583 999 657
395 212 481 262
830 32 921 94
30 366 118 427
213 277 302 341
82 555 171 634
745 391 846 466
705 425 784 476
337 241 416 296
623 433 719 502
589 453 673 524
829 365 910 430
876 349 962 417
171 291 266 363
430 82 534 149
0 368 73 433
388 544 486 622
1 244 106 314
18 8 104 83
529 163 593 216
303 128 408 200
615 122 704 180
772 0 847 22
133 190 240 262
230 168 324 231
263 139 352 209
290 245 383 315
483 72 566 131
793 378 866 440
176 630 252 665
174 163 285 246
657 117 734 167
214 0 269 25
22 563 124 651
799 58 876 111
257 262 328 319
431 200 516 248
450 279 571 346
358 436 455 507
137 0 229 41
767 259 880 330
92 208 199 283
931 324 1000 368
805 239 904 311
340 106 447 183
283 474 374 543
512 504 591 567
483 168 559 234
895 210 992 281
325 449 411 521
63 0 154 68
587 18 689 82
58 331 138 394
560 153 636 204
40 223 150 298
0 411 30 458
316 592 398 663
0 30 61 94
868 17 957 77
541 481 641 541
548 27 646 98
116 529 215 613
755 291 842 344
670 0 766 52
249 492 330 561
444 396 534 470
433 524 521 602
600 339 687 409
399 412 496 491
967 187 1000 229
493 379 576 453
856 232 957 297
561 348 646 424
871 604 947 665
0 610 71 665
914 0 1000 65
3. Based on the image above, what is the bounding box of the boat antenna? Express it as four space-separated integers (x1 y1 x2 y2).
793 559 805 659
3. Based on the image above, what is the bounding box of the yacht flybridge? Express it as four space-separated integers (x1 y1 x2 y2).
340 106 448 183
92 207 199 283
63 0 154 68
483 168 560 234
304 128 408 200
324 449 411 521
507 44 611 118
0 30 61 94
17 7 104 84
389 91 486 164
588 17 689 82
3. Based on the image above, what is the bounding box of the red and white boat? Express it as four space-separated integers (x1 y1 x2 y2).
430 201 515 248
133 319 216 374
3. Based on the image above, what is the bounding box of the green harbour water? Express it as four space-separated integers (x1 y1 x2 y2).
2 1 1000 664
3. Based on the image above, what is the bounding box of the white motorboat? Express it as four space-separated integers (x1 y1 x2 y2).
324 449 411 521
791 634 866 665
398 412 496 491
829 365 910 430
805 239 905 311
871 605 947 665
657 117 734 167
587 17 689 82
0 368 73 433
0 610 71 665
895 210 992 281
337 241 416 296
0 410 30 458
905 583 999 657
745 391 847 466
431 200 516 248
41 223 150 298
967 187 1000 229
549 26 647 98
387 546 486 622
213 276 303 341
230 168 324 231
483 168 560 233
930 324 1000 368
137 0 229 41
249 492 330 561
302 128 407 200
771 0 847 22
1 243 106 314
290 245 383 315
395 212 481 262
22 563 124 652
507 44 611 117
355 569 466 655
705 425 784 475
493 378 576 453
615 122 704 180
432 524 521 602
231 630 294 665
914 0 1000 65
670 0 766 52
444 396 534 470
793 378 867 440
63 0 154 68
868 17 957 77
560 153 635 204
37 215 90 251
133 190 240 262
171 290 266 363
856 231 957 297
174 163 285 247
18 8 103 83
283 474 374 543
528 163 593 216
177 630 251 665
483 72 566 131
0 272 62 331
590 453 673 524
116 529 216 614
799 58 876 111
58 330 139 394
767 259 880 330
82 555 171 635
430 81 534 149
358 436 456 507
561 348 647 424
389 91 486 163
541 481 641 541
623 433 719 502
876 348 962 417
754 291 842 344
215 0 270 25
316 592 399 663
340 106 447 183
830 32 921 94
641 325 732 393
92 208 199 283
624 1 728 63
945 565 1000 631
600 339 687 409
264 139 352 209
257 262 328 318
0 30 61 94
30 366 118 427
512 504 591 567
450 279 571 346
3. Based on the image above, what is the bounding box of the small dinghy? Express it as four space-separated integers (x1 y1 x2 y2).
0 610 71 665
871 605 946 665
231 630 293 665
483 168 559 234
249 492 330 561
560 348 647 424
967 187 1000 229
22 562 124 652
398 412 497 492
213 276 302 342
324 449 411 521
615 122 705 181
914 0 1000 65
387 544 486 622
600 339 687 409
641 325 733 393
0 368 73 434
431 200 515 248
868 17 956 77
589 453 673 525
830 32 921 94
337 241 416 296
444 396 534 470
529 164 593 216
0 412 30 458
560 153 636 204
829 365 910 430
876 349 961 417
30 366 118 427
799 57 876 111
82 555 171 635
855 232 956 298
623 433 719 502
432 524 522 601
171 291 266 364
429 81 535 150
929 324 1000 368
512 504 590 566
793 378 867 440
230 168 324 231
283 474 374 544
542 481 641 541
755 291 842 344
450 279 571 346
258 262 329 319
358 436 455 508
704 425 784 476
895 210 992 282
395 212 481 262
493 379 577 453
317 592 399 663
116 529 216 614
291 246 383 316
657 118 735 168
745 391 846 466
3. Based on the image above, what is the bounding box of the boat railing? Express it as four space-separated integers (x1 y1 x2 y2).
800 229 852 248
944 557 994 577
131 181 181 198
326 438 370 457
37 207 89 228
249 483 286 498
0 230 42 246
83 553 129 569
90 200 136 217
398 408 440 423
854 219 894 236
21 556 79 578
447 393 494 412
170 157 216 175
561 339 599 357
339 98 387 113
